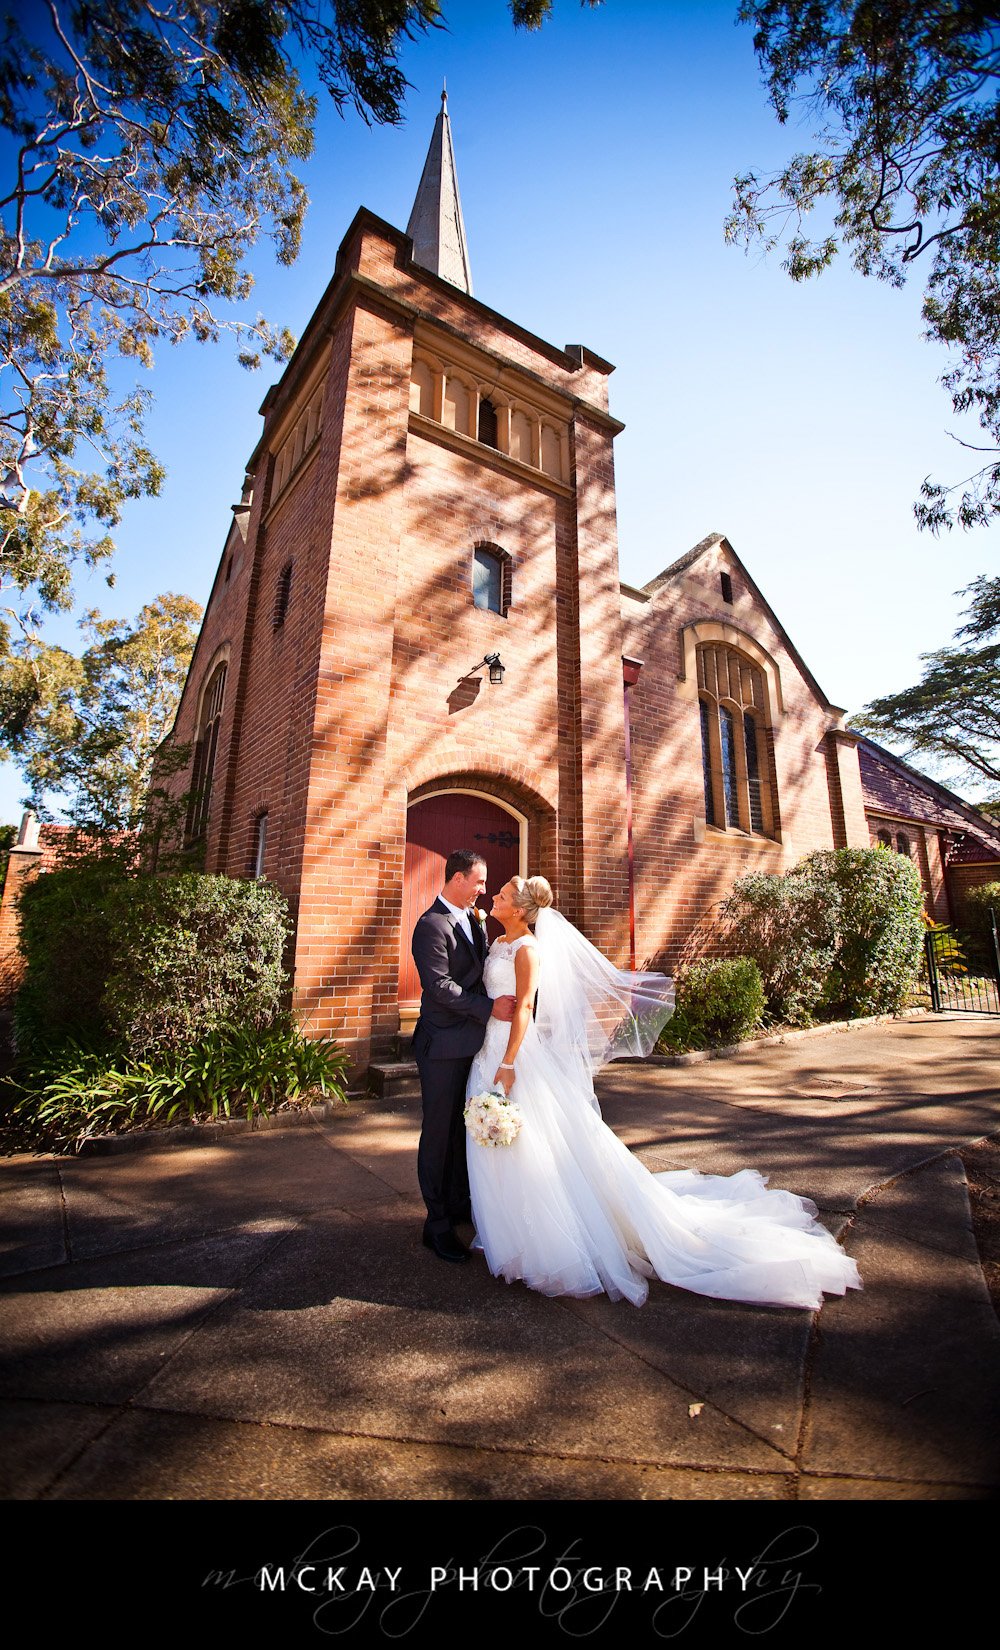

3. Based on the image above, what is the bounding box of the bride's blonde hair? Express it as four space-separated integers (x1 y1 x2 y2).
510 875 553 926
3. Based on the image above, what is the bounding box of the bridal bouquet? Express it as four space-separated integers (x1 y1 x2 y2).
464 1089 524 1148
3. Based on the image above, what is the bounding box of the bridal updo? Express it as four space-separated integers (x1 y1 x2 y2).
510 875 553 927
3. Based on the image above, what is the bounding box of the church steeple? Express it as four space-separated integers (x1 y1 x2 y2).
406 88 473 295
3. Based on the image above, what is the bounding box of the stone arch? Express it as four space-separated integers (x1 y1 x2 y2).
397 769 559 1027
195 641 231 722
677 619 785 722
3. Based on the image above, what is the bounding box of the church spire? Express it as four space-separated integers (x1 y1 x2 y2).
406 87 473 295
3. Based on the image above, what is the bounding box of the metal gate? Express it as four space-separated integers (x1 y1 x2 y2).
925 910 1000 1015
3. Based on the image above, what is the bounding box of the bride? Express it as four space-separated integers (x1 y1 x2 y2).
466 875 862 1310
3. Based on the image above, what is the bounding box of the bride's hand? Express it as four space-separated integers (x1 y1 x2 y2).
493 1065 514 1096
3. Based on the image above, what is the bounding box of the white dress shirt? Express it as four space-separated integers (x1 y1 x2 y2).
439 893 475 948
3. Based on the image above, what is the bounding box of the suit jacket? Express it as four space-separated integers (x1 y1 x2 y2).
411 897 493 1060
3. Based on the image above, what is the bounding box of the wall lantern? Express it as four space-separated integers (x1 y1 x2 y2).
483 652 505 686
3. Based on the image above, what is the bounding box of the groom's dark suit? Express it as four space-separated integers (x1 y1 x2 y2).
411 897 494 1235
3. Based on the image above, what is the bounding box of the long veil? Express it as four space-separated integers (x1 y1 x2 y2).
532 908 674 1107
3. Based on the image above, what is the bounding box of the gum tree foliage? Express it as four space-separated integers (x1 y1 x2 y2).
727 1 1000 530
853 571 1000 795
0 590 202 829
0 1 593 752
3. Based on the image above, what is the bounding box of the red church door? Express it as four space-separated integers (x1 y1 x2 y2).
398 792 523 1016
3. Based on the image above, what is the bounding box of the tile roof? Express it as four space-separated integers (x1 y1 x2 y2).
859 738 1000 862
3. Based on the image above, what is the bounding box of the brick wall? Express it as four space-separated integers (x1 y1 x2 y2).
157 215 629 1069
623 539 857 970
157 215 871 1068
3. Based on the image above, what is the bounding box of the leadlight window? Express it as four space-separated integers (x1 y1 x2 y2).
254 812 268 879
185 662 227 844
697 643 776 838
744 711 765 833
896 832 911 858
699 700 714 823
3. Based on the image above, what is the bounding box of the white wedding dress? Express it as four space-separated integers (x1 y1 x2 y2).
466 933 862 1310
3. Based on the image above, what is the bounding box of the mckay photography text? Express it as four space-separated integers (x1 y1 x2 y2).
201 1522 824 1635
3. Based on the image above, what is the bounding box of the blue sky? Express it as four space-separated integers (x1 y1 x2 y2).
4 0 995 822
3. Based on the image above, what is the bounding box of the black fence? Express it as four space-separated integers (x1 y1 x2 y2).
925 910 1000 1015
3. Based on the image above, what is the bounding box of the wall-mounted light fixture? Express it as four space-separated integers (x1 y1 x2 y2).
483 652 505 686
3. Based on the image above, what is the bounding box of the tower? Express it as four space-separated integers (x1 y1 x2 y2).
161 99 632 1069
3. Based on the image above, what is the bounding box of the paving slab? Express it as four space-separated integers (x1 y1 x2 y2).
798 1474 991 1500
555 1288 813 1457
0 1158 67 1277
856 1153 980 1261
801 1157 1000 1487
0 1015 996 1502
55 1128 399 1263
0 1397 115 1498
42 1405 796 1501
138 1209 789 1473
0 1221 297 1404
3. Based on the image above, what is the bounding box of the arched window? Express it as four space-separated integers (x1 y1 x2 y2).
697 644 776 837
896 832 911 857
472 544 511 615
478 397 498 449
877 829 893 849
185 662 227 844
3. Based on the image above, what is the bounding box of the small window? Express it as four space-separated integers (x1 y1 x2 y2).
254 812 268 879
274 562 292 629
478 398 498 449
225 555 233 584
896 832 911 858
473 546 504 613
720 571 733 604
877 829 892 848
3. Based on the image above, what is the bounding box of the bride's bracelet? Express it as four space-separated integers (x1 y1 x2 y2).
499 1063 515 1071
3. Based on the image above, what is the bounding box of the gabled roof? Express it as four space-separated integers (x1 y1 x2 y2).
858 736 1000 861
622 532 841 714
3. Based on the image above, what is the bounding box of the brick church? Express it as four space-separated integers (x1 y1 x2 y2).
145 96 999 1070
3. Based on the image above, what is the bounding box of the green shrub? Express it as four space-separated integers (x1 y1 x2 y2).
102 873 290 1057
719 867 839 1025
5 863 348 1152
4 1013 350 1153
659 957 765 1051
13 859 126 1058
963 881 1000 931
797 847 925 1016
14 864 291 1061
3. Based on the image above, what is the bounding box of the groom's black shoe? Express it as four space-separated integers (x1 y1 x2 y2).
423 1226 469 1264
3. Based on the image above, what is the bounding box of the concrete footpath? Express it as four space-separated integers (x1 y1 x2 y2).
1 1013 998 1501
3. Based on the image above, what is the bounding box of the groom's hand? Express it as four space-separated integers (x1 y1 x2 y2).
492 995 516 1022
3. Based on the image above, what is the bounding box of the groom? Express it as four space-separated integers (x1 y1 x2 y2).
410 849 515 1263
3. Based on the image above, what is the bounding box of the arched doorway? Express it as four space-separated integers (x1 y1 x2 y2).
399 790 526 1027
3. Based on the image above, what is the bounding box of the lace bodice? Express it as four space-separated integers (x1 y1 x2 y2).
483 934 537 997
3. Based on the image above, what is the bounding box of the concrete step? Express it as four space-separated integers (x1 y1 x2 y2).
368 1060 420 1100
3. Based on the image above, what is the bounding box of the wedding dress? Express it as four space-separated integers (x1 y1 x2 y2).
466 920 862 1310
